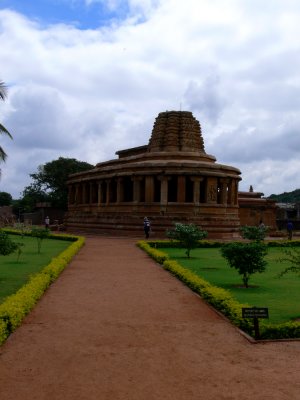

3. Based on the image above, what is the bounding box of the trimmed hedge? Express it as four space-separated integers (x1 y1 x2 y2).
146 238 300 249
0 233 85 345
137 240 300 340
3 227 78 242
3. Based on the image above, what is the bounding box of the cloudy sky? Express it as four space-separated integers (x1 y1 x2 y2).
1 0 300 199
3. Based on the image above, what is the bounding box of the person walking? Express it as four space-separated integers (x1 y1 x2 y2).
143 217 151 239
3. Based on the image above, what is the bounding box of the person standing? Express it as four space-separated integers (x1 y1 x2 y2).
45 216 50 229
287 220 293 240
143 217 151 239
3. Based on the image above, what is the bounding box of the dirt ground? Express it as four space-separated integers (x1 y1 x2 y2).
0 236 299 400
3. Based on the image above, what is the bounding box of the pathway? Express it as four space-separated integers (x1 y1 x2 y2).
0 237 299 400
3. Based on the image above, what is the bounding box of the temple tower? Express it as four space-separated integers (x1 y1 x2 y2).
66 111 242 238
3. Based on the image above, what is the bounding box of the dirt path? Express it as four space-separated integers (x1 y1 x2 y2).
0 237 299 400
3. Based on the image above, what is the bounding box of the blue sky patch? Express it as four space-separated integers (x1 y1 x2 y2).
0 0 130 29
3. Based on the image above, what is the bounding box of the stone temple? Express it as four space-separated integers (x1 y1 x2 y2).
66 110 248 238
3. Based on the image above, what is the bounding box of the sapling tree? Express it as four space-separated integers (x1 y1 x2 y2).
31 227 50 254
0 230 23 260
166 223 207 258
221 242 268 288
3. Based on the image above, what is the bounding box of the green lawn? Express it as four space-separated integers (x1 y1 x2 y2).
163 247 300 324
0 235 71 303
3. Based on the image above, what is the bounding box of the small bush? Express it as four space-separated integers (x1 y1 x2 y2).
240 225 268 241
166 223 207 257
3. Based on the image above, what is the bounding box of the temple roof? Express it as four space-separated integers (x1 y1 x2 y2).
148 111 205 153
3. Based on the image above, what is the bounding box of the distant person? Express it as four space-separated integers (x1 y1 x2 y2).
45 216 50 229
143 217 151 239
259 220 265 230
287 221 293 240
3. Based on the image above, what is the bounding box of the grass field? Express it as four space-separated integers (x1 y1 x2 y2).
163 246 300 324
0 235 71 303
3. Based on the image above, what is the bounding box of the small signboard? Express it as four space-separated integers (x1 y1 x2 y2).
242 307 269 319
242 307 269 340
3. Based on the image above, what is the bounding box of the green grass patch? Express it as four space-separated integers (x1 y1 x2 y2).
0 232 85 345
162 247 300 325
0 235 71 303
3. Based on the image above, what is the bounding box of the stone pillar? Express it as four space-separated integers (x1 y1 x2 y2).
233 180 238 205
97 181 102 205
177 176 186 203
190 177 203 205
219 179 228 205
82 184 87 204
227 179 236 205
145 176 154 202
89 182 93 204
132 176 143 203
159 176 169 205
116 177 124 203
105 180 111 204
74 185 79 204
206 177 218 204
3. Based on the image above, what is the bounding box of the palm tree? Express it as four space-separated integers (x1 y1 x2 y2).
0 80 13 162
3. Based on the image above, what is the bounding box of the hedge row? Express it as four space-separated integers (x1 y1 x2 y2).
3 227 78 242
137 240 300 340
0 233 85 345
147 239 300 249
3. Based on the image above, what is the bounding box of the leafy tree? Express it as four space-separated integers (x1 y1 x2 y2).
166 223 207 258
278 247 300 277
0 230 21 256
31 227 50 254
12 184 49 214
0 191 12 206
221 242 268 288
23 157 94 210
240 225 268 242
0 81 13 164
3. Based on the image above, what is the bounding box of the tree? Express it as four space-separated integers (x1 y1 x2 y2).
166 223 207 258
240 225 268 242
0 191 12 206
0 81 13 163
278 247 300 277
31 227 50 254
0 230 21 256
221 242 268 288
23 157 94 210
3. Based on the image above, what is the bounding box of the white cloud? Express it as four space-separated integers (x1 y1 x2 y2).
1 0 300 198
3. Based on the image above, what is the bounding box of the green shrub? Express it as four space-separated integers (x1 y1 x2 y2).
260 321 300 340
240 225 268 241
221 242 268 288
166 223 207 257
137 241 169 264
0 230 20 255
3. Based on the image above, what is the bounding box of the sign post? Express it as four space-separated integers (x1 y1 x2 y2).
242 307 269 340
